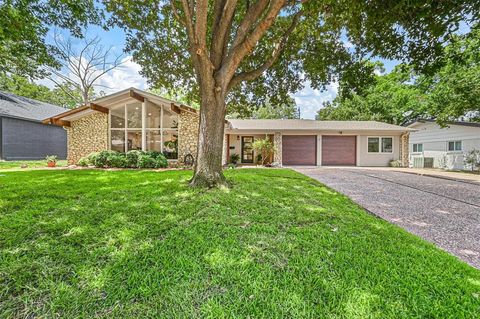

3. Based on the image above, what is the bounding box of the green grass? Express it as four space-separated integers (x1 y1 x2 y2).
0 169 479 318
0 160 67 171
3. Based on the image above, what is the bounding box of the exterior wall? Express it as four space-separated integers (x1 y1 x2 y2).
67 112 108 164
1 116 67 160
409 122 480 170
177 110 199 163
273 132 282 165
356 134 401 167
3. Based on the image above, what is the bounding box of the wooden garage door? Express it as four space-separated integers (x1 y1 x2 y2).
282 135 316 165
322 136 356 166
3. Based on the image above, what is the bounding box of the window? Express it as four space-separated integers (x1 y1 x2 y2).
413 143 423 153
382 137 393 153
368 137 393 153
368 137 379 153
109 101 178 159
448 140 462 152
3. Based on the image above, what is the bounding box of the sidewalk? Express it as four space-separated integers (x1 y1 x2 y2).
391 168 480 185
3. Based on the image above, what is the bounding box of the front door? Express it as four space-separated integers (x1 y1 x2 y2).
241 136 254 163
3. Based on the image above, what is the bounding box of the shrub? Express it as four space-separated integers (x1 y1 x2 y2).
77 157 90 167
126 150 143 168
464 149 480 171
145 150 162 159
45 155 57 163
94 150 117 168
229 153 240 164
87 152 99 165
389 159 402 167
154 153 168 168
107 153 127 168
137 154 156 168
252 138 274 166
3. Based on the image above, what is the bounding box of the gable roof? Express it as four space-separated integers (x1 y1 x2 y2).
227 119 413 132
43 87 198 126
407 119 480 128
0 91 68 122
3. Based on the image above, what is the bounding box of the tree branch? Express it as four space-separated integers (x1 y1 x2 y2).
210 0 238 69
227 10 302 90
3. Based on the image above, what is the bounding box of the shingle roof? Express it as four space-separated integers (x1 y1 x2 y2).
227 119 412 131
0 91 68 122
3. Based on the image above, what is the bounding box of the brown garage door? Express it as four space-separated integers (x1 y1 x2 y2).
322 135 356 166
282 135 316 165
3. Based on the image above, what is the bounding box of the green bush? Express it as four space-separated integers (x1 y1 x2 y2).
229 153 240 164
145 150 162 159
137 154 156 168
389 159 402 167
126 150 143 168
94 150 117 168
77 157 90 167
107 153 127 168
154 154 168 168
87 152 99 165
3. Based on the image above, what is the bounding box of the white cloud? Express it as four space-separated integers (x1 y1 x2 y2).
95 57 148 94
35 56 148 95
292 81 338 119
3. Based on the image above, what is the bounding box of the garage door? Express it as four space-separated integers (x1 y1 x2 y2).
282 135 316 165
322 135 356 166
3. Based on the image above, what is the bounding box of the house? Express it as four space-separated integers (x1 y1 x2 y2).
44 88 413 167
0 91 68 160
407 119 480 170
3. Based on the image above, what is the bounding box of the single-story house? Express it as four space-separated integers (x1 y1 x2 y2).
407 119 480 170
0 91 68 160
44 87 413 167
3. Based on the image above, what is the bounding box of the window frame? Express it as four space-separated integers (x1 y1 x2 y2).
367 136 394 154
447 140 462 152
108 100 178 159
412 143 423 153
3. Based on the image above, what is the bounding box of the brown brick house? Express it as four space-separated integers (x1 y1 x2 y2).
45 88 412 167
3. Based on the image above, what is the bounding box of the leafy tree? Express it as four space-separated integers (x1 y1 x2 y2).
0 73 81 108
317 26 480 126
228 97 299 119
317 65 428 125
0 0 102 77
105 0 479 187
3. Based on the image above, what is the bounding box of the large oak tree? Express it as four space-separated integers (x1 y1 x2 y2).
105 0 479 187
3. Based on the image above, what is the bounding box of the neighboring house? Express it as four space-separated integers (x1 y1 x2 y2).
45 87 413 167
0 91 68 160
407 119 480 170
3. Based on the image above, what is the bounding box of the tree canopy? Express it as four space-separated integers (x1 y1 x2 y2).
317 26 480 126
0 0 102 77
0 73 83 108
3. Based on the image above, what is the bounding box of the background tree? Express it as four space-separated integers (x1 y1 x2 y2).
106 0 479 187
0 73 81 108
317 65 428 125
0 0 101 78
49 34 126 105
317 26 480 126
228 97 299 119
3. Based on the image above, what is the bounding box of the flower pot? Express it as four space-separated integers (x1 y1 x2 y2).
47 161 56 167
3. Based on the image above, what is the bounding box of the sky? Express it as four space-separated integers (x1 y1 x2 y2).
40 26 401 119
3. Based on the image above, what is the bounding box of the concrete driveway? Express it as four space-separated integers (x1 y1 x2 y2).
293 167 480 269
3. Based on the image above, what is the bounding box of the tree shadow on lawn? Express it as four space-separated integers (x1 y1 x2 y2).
0 169 479 318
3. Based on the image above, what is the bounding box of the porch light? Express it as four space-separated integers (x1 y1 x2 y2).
237 135 240 141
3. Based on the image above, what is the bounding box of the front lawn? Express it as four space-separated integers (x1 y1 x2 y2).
0 160 67 171
0 169 479 317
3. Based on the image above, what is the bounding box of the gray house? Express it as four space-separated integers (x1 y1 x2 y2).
0 91 68 160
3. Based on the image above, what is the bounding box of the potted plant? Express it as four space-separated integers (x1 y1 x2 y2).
46 155 57 167
229 153 240 165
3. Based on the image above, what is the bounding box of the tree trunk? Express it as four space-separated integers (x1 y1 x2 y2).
190 79 228 188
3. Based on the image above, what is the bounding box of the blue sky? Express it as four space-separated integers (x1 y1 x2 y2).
41 25 402 119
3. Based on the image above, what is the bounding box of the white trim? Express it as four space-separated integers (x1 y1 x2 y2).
141 99 146 151
367 136 394 154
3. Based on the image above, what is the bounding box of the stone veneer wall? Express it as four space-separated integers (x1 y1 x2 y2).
273 132 282 165
178 110 199 163
400 132 409 167
66 112 108 164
